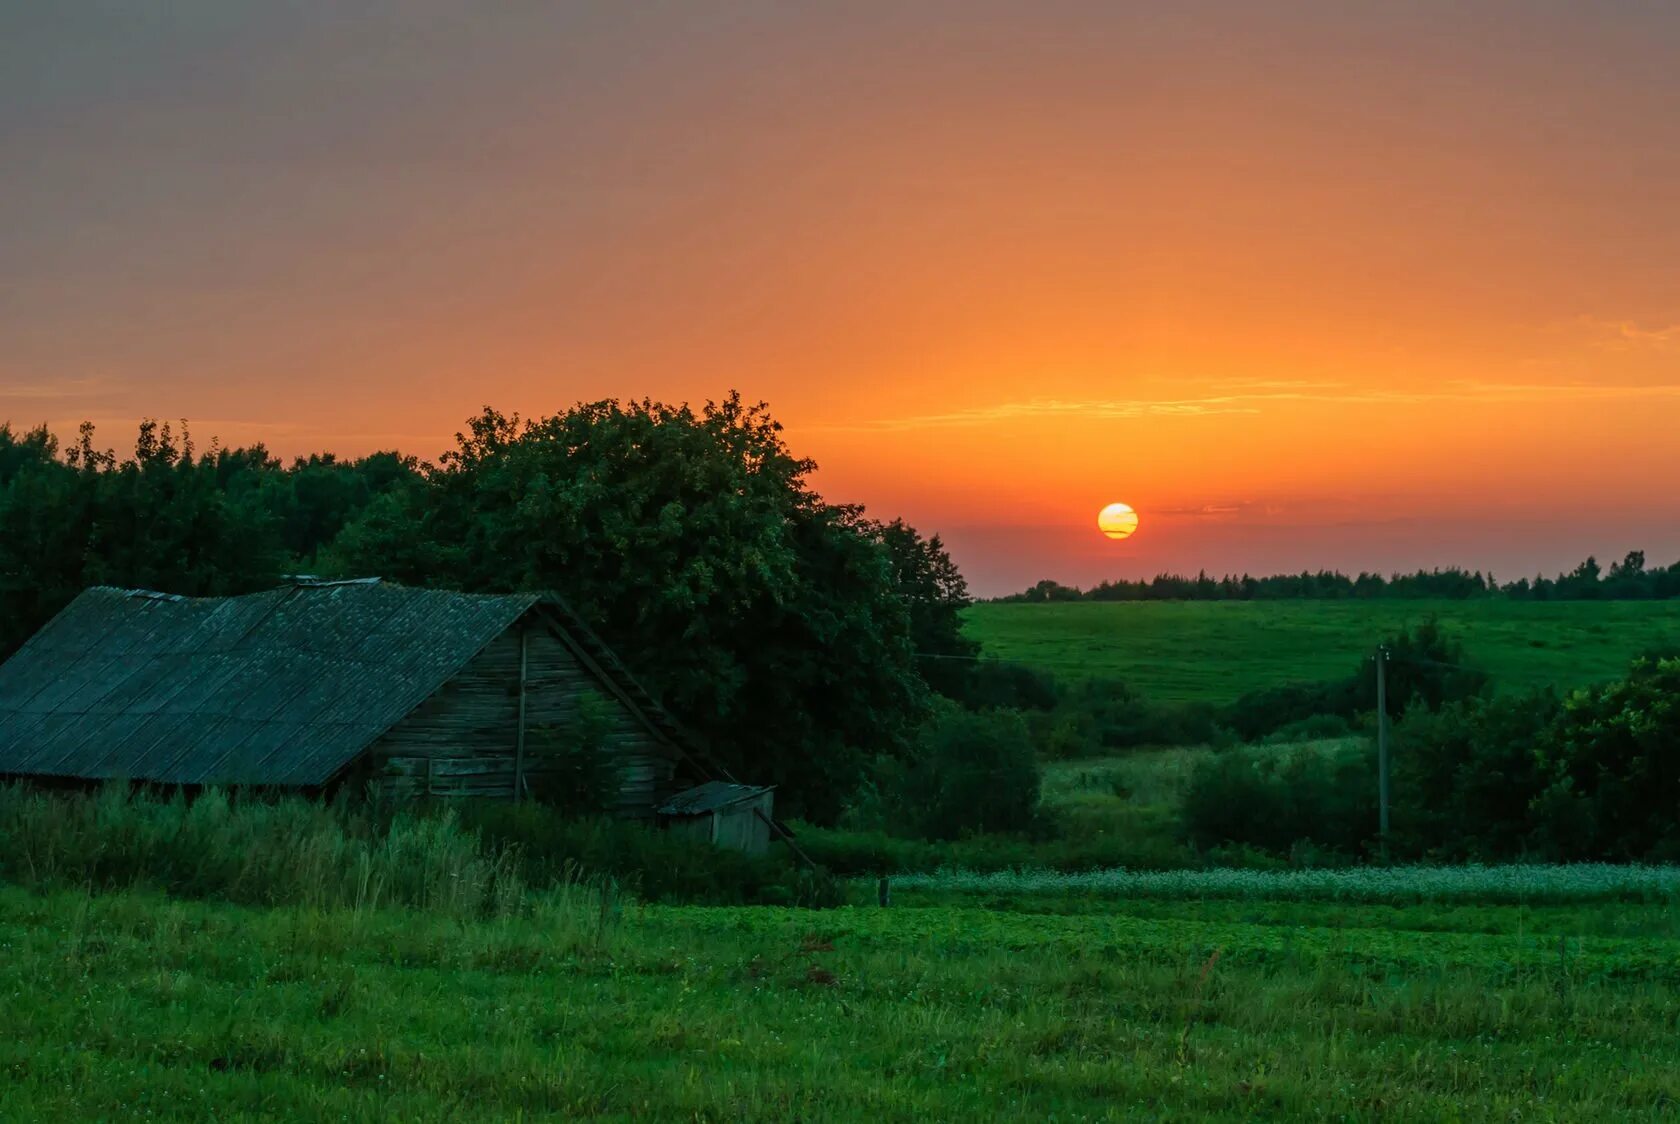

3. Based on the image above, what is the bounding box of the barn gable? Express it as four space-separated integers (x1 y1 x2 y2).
369 622 678 813
0 582 684 804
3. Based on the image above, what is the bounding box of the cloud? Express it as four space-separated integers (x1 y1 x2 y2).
0 376 117 400
1562 315 1680 352
837 380 1680 432
1149 501 1263 520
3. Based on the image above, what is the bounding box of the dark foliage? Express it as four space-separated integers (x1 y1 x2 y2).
1181 740 1377 857
522 695 623 815
1224 619 1487 741
457 803 841 907
1035 678 1230 757
0 420 417 659
1207 655 1680 863
961 658 1062 712
873 705 1042 840
1389 691 1560 860
327 395 961 822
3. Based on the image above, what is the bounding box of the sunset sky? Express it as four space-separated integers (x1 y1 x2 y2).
4 3 1679 594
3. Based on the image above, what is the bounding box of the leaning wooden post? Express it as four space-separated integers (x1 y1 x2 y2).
877 876 891 907
513 625 530 800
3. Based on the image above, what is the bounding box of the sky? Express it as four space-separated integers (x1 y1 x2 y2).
3 2 1679 596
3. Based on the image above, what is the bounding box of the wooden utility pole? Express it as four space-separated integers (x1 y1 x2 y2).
1376 644 1390 860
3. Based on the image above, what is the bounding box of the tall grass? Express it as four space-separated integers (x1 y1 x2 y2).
0 781 825 924
0 782 535 919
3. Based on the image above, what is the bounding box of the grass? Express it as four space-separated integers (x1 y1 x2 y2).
964 598 1680 702
7 784 1680 1118
7 880 1680 1120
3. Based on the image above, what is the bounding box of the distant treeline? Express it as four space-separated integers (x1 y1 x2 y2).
1000 552 1680 603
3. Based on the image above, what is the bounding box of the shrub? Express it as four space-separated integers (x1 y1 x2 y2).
1181 741 1376 857
457 802 840 906
1224 681 1357 743
1034 679 1230 757
1531 656 1680 860
1225 619 1489 742
523 693 622 814
1389 691 1559 860
962 658 1061 711
882 705 1042 839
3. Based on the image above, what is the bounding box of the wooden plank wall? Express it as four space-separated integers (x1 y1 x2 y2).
369 622 675 815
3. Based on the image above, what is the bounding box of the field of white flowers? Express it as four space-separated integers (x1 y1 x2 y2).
888 863 1680 904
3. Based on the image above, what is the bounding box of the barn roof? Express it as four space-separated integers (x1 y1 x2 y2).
0 581 681 787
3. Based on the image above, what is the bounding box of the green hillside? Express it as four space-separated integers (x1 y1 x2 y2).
964 599 1680 703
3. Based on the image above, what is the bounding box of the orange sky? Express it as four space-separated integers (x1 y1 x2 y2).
3 3 1679 593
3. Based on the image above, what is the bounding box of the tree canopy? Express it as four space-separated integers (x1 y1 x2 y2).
327 394 962 820
0 399 973 820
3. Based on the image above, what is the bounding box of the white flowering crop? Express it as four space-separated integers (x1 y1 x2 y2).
885 864 1680 904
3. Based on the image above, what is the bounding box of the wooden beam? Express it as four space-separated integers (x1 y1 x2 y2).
513 625 529 801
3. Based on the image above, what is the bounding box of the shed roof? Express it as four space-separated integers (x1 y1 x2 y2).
0 581 681 787
657 781 772 816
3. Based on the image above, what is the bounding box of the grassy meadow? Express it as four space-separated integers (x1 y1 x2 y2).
964 599 1680 702
8 875 1680 1121
6 761 1678 1120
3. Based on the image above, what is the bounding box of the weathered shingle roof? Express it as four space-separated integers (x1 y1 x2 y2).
0 581 678 787
657 781 772 817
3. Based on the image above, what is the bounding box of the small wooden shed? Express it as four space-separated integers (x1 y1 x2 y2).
657 782 776 856
0 579 691 815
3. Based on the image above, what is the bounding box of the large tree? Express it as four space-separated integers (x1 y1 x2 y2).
330 394 956 820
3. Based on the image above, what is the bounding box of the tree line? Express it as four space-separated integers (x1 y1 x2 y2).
1003 552 1680 603
0 399 978 822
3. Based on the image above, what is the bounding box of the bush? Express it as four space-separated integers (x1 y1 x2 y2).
1034 679 1230 757
1225 619 1489 742
522 694 622 815
1224 681 1357 743
457 802 840 906
879 706 1042 839
1388 656 1680 862
1181 741 1376 857
1531 655 1680 860
962 659 1061 711
1389 691 1559 860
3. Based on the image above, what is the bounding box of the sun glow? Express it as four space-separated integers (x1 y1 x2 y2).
1098 502 1140 541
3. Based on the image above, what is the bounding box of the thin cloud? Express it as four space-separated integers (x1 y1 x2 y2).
1563 315 1680 352
1150 501 1262 519
0 376 118 401
839 381 1680 432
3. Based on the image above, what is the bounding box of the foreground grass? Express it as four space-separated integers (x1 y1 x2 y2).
965 599 1680 701
6 882 1680 1121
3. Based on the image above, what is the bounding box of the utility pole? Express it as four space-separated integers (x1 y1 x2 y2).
1376 644 1390 861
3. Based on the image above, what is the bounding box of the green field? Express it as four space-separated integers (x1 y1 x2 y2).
965 599 1680 702
8 765 1680 1119
7 879 1680 1121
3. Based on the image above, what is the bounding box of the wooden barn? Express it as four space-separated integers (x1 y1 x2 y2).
0 579 694 815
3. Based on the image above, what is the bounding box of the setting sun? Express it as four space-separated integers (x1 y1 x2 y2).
1098 503 1140 541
